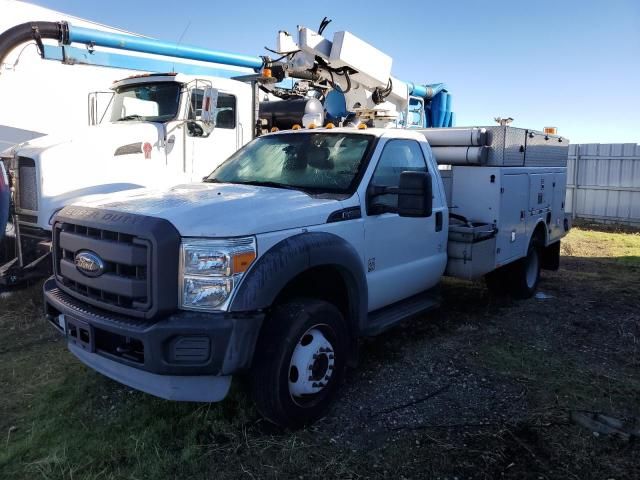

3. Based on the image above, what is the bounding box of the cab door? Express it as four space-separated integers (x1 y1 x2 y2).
363 139 447 311
188 91 239 180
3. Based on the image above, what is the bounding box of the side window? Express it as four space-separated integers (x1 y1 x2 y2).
215 93 236 129
369 140 427 210
188 91 236 129
189 89 204 119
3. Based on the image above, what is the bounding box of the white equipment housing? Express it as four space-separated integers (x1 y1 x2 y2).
279 26 410 127
329 31 393 87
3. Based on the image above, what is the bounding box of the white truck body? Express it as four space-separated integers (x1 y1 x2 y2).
43 126 570 427
0 0 252 149
1 0 148 149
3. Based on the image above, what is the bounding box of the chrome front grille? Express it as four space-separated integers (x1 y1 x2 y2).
54 222 151 314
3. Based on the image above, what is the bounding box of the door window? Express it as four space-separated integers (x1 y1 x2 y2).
369 140 428 210
215 93 236 129
189 91 236 128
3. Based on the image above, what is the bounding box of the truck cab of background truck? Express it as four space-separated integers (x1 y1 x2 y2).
43 127 563 428
0 72 251 284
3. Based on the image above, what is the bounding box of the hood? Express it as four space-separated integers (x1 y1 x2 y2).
14 122 165 160
80 183 345 237
15 122 179 229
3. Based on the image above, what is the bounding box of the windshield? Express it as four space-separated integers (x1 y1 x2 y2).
109 82 181 122
207 133 374 194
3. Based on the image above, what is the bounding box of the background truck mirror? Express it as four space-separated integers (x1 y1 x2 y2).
87 91 114 126
397 171 433 218
201 87 218 127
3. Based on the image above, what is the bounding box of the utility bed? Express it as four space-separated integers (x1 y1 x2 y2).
420 126 570 279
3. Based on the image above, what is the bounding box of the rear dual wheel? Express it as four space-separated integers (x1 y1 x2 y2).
485 236 542 299
510 239 541 299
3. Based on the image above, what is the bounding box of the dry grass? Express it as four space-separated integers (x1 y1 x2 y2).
1 226 639 479
561 225 640 263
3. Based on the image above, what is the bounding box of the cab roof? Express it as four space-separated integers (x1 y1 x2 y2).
111 72 181 90
265 127 426 141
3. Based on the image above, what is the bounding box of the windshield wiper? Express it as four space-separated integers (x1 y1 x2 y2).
223 180 314 192
236 180 300 190
203 179 317 194
116 114 143 121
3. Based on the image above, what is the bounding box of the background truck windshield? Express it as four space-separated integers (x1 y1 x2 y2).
110 82 181 122
208 133 374 193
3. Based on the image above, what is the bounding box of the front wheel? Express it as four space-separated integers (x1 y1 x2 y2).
249 299 349 428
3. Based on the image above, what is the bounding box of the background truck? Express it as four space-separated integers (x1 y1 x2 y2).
0 70 252 284
0 9 264 285
43 124 570 428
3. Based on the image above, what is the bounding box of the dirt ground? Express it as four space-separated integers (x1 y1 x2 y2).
1 224 639 479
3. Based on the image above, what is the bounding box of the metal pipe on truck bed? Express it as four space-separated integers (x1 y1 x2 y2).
418 128 489 147
431 146 489 165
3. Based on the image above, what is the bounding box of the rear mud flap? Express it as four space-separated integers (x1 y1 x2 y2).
541 241 561 271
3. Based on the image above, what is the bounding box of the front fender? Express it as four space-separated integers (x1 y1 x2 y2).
230 232 368 333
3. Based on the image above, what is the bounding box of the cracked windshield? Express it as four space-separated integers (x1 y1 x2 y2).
208 133 373 193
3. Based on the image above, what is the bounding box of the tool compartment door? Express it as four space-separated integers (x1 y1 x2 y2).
528 173 554 215
497 174 529 264
549 171 567 242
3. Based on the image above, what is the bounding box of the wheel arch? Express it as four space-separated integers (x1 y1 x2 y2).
529 219 548 247
229 231 368 336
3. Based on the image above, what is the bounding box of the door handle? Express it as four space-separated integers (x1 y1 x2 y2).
435 211 443 232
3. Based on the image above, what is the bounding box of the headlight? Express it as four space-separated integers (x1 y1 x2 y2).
179 237 256 311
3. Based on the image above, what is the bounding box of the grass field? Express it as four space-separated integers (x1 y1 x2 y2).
1 226 639 479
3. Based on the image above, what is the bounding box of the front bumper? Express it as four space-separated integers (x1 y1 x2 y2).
43 278 264 402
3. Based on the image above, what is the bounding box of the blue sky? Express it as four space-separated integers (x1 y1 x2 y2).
32 0 640 143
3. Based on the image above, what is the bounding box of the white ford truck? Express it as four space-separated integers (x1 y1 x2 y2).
43 125 570 427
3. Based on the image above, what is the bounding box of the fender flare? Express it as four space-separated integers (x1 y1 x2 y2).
229 231 368 334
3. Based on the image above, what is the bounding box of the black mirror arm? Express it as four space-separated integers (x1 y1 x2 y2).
368 185 398 198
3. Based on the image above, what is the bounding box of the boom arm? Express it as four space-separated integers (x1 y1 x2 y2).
267 22 454 128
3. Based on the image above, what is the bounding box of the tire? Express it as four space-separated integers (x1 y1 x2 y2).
508 237 542 299
250 298 349 429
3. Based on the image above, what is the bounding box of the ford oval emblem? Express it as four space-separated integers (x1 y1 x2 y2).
74 250 105 277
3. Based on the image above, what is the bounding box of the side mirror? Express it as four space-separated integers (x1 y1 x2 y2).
397 171 433 217
201 86 218 129
187 121 204 137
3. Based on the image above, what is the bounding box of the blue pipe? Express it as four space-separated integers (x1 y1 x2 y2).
443 93 452 127
407 82 447 99
43 45 250 78
67 25 264 70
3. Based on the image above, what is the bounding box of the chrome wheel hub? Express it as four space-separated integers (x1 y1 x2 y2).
288 327 335 397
